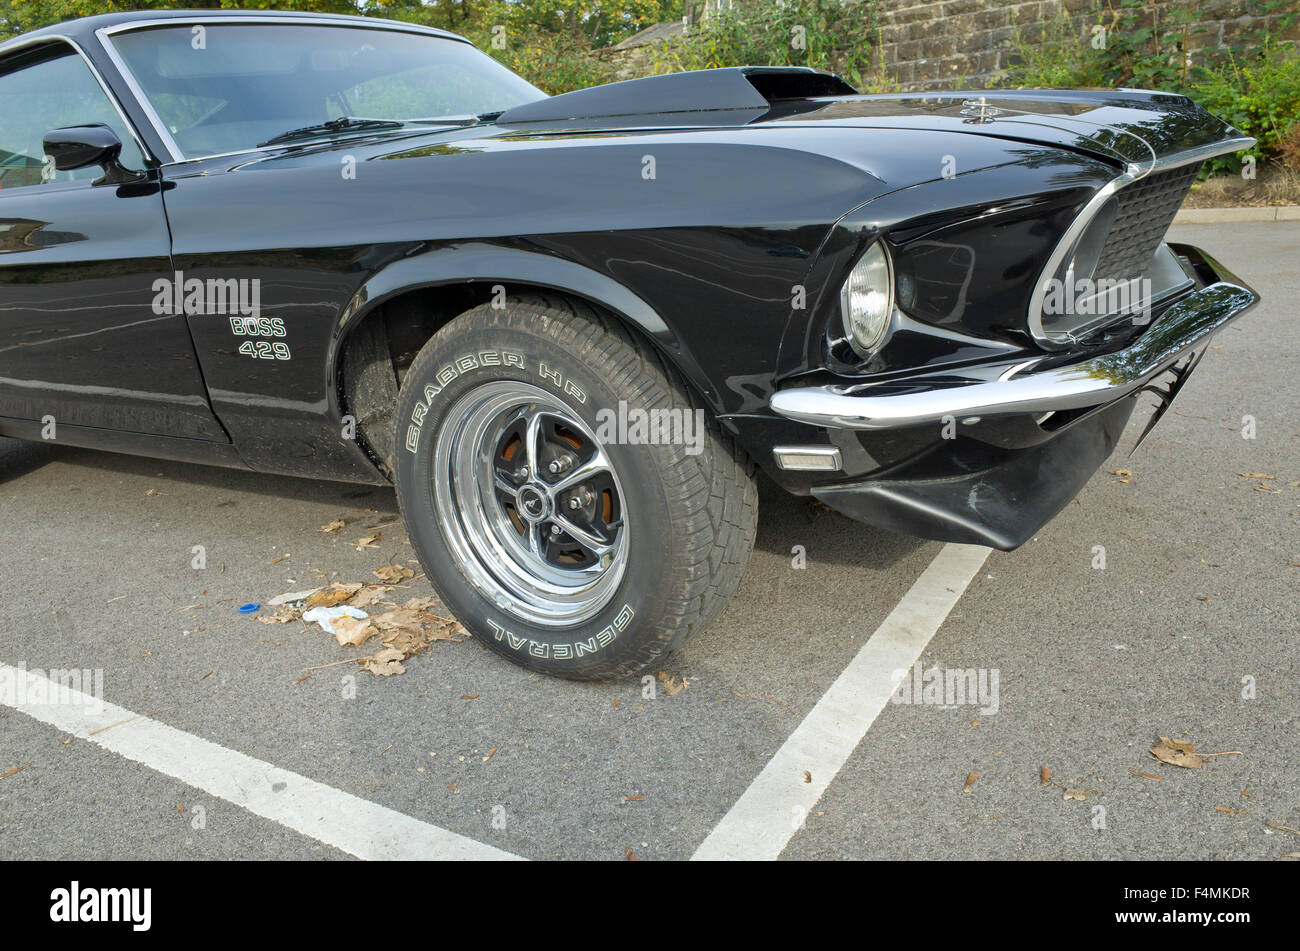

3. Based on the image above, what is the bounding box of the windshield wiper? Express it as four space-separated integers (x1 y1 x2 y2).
258 116 407 148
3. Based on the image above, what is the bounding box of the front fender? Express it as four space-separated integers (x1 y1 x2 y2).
329 241 725 412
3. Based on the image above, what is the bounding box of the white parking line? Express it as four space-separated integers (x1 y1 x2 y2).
692 542 991 861
0 663 523 861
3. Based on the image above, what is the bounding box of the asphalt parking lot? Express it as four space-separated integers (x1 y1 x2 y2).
1 221 1296 861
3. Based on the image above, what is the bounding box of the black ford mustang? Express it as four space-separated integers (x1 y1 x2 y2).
0 10 1258 678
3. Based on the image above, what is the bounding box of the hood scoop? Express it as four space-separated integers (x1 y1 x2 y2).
497 66 857 125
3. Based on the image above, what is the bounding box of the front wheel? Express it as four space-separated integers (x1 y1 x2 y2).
392 294 757 680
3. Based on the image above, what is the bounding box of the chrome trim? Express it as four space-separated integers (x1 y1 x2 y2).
1027 135 1254 349
1136 136 1256 177
1028 173 1126 349
773 446 842 471
94 16 476 165
131 126 456 169
93 28 182 163
771 274 1257 431
95 14 466 42
893 311 1022 354
0 33 158 168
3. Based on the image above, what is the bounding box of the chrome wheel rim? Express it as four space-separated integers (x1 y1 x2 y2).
432 381 629 628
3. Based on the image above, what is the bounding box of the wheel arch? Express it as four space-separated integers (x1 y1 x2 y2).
330 243 718 480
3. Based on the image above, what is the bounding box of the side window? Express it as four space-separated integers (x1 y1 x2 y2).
0 47 146 192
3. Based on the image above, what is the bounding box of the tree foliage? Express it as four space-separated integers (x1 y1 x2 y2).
1 0 677 45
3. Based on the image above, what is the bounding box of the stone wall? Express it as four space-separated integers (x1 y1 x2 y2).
873 0 1298 91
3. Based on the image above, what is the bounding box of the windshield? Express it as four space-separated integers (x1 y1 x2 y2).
109 24 545 160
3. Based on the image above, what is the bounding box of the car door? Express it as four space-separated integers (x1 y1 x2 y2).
0 40 224 441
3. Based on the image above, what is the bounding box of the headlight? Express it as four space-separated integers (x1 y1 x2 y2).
840 240 894 356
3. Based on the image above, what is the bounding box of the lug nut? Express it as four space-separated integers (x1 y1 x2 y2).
514 466 529 480
567 486 594 511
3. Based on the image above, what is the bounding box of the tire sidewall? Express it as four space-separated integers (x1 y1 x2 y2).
393 313 680 677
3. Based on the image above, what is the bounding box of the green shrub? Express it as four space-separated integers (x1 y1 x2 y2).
999 1 1299 175
491 30 623 94
1000 4 1107 87
647 0 888 93
1192 39 1300 174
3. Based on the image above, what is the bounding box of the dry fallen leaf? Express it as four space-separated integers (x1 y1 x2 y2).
293 588 465 676
1239 472 1275 480
1040 766 1052 787
332 615 378 648
1110 468 1133 483
625 848 638 861
257 605 301 625
1130 770 1162 782
356 532 382 551
373 563 415 584
1214 805 1246 815
1064 788 1089 801
1150 736 1203 768
963 773 978 793
657 671 689 696
348 584 396 609
482 748 497 764
319 519 347 535
803 770 812 784
304 583 364 609
360 648 405 676
1149 736 1242 769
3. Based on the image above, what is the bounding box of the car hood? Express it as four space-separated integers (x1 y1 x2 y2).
757 89 1249 169
496 68 1250 171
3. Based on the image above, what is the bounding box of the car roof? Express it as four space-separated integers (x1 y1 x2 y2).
0 9 469 56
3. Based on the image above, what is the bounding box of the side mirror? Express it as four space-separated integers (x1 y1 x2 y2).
42 124 144 185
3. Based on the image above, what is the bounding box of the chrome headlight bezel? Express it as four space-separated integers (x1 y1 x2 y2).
839 239 894 358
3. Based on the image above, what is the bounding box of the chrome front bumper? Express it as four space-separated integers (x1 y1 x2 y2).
770 246 1257 431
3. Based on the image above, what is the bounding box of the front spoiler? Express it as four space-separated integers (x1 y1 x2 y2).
813 398 1135 550
770 246 1257 430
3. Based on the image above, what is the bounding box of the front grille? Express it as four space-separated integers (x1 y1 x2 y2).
1091 162 1201 284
